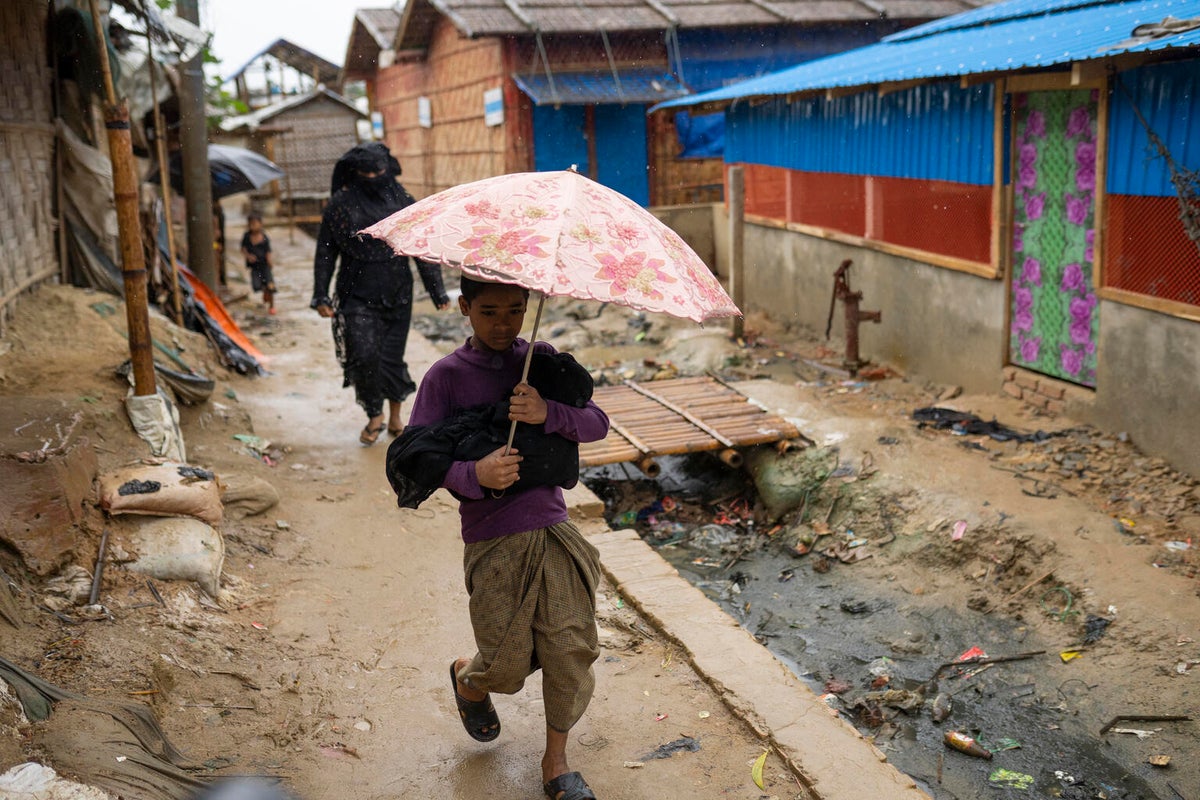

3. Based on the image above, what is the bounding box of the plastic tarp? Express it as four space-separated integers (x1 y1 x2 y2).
674 111 725 159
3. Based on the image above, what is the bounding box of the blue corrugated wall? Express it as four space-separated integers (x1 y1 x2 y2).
726 81 996 185
1108 60 1200 198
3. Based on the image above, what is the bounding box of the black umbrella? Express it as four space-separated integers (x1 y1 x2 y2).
146 143 285 199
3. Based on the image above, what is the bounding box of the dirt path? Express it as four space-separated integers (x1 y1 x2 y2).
2 219 1197 800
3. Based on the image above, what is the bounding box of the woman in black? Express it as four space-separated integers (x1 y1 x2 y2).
311 143 450 445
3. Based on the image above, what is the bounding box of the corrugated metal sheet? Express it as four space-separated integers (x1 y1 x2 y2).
1108 59 1200 196
726 81 996 183
513 68 687 105
654 0 1200 110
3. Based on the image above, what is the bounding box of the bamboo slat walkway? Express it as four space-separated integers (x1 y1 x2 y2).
580 375 804 477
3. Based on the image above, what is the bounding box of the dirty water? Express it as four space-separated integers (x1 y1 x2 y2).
583 454 1177 800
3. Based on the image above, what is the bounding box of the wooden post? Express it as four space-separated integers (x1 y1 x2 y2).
146 22 183 325
728 165 745 340
87 0 156 397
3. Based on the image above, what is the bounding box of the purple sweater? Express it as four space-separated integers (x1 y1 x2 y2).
408 338 610 543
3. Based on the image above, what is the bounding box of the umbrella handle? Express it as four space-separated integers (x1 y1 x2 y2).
503 292 546 454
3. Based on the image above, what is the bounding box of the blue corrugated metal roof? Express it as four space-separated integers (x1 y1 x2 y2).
513 69 687 106
653 0 1200 111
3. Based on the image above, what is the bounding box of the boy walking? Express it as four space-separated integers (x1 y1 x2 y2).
405 276 609 800
240 213 276 314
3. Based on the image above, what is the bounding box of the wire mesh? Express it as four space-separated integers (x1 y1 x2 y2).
1105 194 1200 307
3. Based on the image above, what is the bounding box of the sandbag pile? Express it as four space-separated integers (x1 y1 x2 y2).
96 461 226 598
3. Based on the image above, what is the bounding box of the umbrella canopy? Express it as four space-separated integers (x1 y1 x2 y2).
361 169 739 324
146 143 285 200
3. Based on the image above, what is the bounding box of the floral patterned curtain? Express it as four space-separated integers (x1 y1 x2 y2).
1010 90 1099 387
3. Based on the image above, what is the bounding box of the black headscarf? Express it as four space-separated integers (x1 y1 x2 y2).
329 142 402 195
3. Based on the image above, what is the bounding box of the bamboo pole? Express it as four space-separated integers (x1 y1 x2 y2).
145 18 183 325
87 0 156 397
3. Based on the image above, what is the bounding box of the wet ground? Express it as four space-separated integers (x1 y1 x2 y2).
407 277 1200 800
582 455 1184 800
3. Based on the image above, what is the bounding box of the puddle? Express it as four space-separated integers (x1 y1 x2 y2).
583 453 1170 800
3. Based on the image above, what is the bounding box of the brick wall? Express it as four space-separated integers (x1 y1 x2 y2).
1002 367 1092 416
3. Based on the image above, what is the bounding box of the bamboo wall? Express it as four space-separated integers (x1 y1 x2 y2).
0 0 57 330
649 110 724 207
378 18 507 199
265 97 363 200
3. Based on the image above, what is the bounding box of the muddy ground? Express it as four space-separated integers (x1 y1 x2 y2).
2 221 1198 800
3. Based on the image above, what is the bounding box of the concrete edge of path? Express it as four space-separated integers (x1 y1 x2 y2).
562 483 932 800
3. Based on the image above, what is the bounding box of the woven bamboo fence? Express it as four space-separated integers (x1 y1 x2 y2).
380 19 507 199
0 0 57 331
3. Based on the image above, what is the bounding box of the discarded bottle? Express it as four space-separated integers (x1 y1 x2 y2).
944 730 992 759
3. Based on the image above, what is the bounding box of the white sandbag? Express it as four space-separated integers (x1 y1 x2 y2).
122 516 224 598
125 388 186 462
98 461 222 526
0 762 113 800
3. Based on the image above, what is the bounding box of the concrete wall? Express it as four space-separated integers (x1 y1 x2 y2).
661 208 1200 477
1090 301 1200 477
733 218 1007 393
649 204 719 274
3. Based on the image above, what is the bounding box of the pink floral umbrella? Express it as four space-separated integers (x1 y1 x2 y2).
361 169 740 324
363 169 740 449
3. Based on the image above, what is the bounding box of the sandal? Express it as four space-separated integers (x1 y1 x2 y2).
544 771 597 800
359 423 384 446
450 662 500 742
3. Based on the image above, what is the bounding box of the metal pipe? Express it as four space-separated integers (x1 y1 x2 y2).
89 529 110 606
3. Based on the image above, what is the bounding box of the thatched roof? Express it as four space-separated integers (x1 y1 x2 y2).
342 8 402 82
395 0 991 49
226 39 341 85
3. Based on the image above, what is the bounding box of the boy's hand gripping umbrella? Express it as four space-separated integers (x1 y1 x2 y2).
362 168 741 448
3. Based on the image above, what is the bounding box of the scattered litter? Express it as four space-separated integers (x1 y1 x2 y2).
623 761 644 769
912 407 1052 443
1177 660 1200 674
276 520 290 530
956 646 987 662
931 693 952 723
1054 770 1076 785
989 768 1034 789
641 737 700 760
1164 541 1192 552
177 465 215 482
1111 728 1159 739
1148 755 1171 767
698 711 710 719
1083 615 1112 644
751 750 768 789
1100 714 1190 735
990 738 1021 752
1060 650 1084 663
654 713 667 721
250 622 268 630
951 520 968 541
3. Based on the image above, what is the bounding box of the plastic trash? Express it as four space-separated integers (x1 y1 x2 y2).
989 768 1033 789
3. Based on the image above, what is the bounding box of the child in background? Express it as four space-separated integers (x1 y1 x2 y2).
240 213 276 314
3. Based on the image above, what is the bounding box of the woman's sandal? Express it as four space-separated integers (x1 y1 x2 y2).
543 771 597 800
449 662 500 742
359 423 384 446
